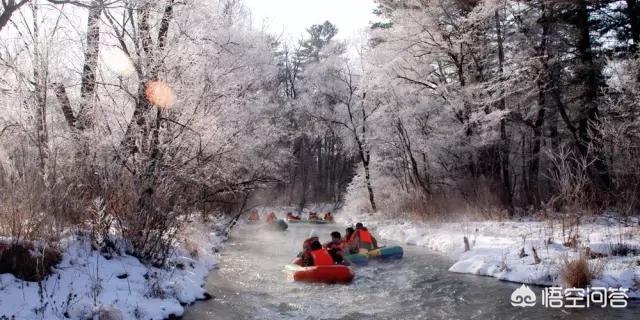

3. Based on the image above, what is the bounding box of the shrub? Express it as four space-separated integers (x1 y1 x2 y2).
559 254 605 288
0 240 62 281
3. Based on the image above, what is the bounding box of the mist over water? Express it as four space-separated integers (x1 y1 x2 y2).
185 221 640 320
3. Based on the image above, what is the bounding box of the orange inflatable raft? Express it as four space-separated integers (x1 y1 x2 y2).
284 258 354 284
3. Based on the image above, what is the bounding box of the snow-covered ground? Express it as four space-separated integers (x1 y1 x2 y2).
0 219 229 320
338 210 640 298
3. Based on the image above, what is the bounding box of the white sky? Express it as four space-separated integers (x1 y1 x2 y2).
244 0 377 42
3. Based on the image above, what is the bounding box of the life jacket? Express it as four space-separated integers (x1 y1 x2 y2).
324 212 333 220
310 249 334 266
357 229 373 245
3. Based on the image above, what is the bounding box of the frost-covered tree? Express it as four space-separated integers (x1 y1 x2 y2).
273 21 357 209
342 0 640 215
0 0 292 263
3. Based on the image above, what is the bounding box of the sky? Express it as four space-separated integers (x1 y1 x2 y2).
243 0 378 42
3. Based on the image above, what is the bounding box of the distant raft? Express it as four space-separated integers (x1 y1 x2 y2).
307 218 331 224
286 217 302 223
284 258 354 284
344 246 404 266
285 218 332 224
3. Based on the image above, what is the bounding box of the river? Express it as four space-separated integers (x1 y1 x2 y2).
184 220 640 319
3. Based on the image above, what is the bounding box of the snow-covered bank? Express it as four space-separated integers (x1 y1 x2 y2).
338 211 640 298
0 220 229 320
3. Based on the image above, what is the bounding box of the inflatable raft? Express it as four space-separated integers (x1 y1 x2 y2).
284 258 354 284
344 246 404 266
308 218 331 224
285 218 331 224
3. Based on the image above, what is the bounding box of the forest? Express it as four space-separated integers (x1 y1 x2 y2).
1 0 640 264
0 0 640 317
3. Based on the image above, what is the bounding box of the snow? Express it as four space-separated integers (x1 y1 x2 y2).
338 211 640 298
0 220 228 320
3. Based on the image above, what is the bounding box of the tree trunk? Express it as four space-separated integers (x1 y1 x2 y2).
528 1 549 207
575 0 610 190
31 2 48 175
627 0 640 54
363 157 377 212
529 107 545 206
495 8 512 210
121 0 175 157
353 131 376 212
396 119 430 195
52 83 77 128
76 1 102 129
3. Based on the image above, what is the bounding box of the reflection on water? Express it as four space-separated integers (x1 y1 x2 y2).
184 222 640 320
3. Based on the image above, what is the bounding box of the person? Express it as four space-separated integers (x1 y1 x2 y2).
306 240 334 266
299 230 320 266
247 211 259 221
265 212 276 223
324 231 345 264
303 230 319 250
323 212 333 221
344 227 355 243
344 227 357 254
309 211 319 220
353 222 378 251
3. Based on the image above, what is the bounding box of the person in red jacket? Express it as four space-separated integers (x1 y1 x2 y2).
265 212 276 223
344 227 356 253
353 222 378 251
324 231 345 264
307 240 334 266
247 211 259 221
299 230 319 266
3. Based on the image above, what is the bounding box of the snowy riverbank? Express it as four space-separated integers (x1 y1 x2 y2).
0 219 228 320
338 211 640 298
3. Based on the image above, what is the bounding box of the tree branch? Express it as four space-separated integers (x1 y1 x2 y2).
396 75 438 90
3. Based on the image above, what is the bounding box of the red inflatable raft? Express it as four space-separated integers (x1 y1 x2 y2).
284 258 354 284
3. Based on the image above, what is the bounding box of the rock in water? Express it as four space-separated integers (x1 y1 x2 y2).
277 219 288 231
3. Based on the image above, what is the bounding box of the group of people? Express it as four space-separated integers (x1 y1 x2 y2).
247 211 278 223
298 222 377 267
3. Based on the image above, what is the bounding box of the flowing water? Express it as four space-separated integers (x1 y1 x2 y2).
185 221 640 320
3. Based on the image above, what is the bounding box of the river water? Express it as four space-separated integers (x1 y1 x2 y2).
184 221 640 320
